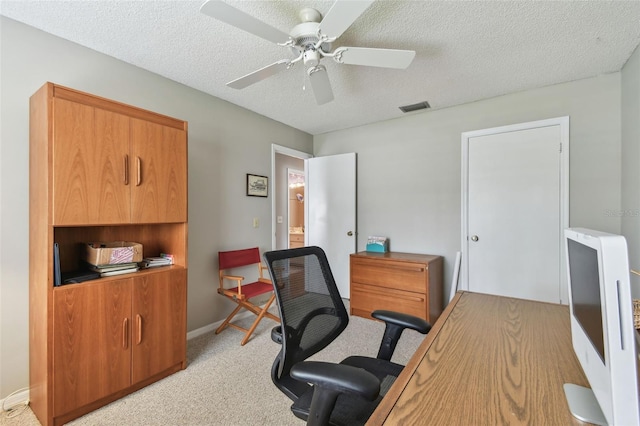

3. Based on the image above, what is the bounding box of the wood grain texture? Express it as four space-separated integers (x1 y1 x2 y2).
53 280 132 416
370 292 589 425
131 269 187 383
53 98 131 225
29 82 53 425
30 82 188 426
52 84 186 130
130 118 187 224
350 252 444 324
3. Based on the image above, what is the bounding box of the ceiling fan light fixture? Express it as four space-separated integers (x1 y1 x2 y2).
200 0 414 105
399 101 431 113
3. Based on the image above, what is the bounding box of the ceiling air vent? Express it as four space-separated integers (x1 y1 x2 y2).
399 101 430 113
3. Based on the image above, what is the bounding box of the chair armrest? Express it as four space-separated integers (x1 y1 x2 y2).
371 310 431 334
371 310 432 361
291 361 380 426
271 325 283 344
222 275 244 282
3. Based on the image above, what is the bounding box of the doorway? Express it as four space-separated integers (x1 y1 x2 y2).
461 117 569 304
288 169 305 248
271 145 312 251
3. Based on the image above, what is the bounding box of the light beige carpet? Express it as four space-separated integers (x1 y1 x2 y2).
2 304 423 426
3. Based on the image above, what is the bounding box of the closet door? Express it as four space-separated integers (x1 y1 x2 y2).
130 119 187 223
53 99 131 225
53 280 132 416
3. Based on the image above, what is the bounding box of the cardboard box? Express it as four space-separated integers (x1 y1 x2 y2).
85 241 143 266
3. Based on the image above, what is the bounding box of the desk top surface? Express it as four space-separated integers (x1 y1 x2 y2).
368 291 589 425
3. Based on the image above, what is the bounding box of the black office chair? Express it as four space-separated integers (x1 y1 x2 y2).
263 246 431 426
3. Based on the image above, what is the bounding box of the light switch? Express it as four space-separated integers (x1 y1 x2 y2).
277 216 283 224
253 217 259 228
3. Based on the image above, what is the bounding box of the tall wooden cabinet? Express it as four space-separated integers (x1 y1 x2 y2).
30 83 188 426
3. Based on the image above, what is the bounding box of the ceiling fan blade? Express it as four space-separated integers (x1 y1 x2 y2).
335 47 416 69
200 0 290 45
227 60 291 89
307 66 334 105
319 0 375 39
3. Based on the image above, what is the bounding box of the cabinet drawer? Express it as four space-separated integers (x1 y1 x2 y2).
351 258 427 293
350 283 427 320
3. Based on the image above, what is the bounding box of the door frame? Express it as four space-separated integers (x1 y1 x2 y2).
271 144 313 250
460 116 570 302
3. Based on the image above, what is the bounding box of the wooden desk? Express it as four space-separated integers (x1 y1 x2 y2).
368 291 590 425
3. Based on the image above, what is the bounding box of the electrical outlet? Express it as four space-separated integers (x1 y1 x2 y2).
253 218 259 228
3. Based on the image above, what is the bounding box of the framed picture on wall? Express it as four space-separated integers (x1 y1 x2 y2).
247 174 268 197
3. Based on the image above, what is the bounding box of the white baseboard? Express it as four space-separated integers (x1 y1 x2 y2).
186 310 255 341
1 389 29 411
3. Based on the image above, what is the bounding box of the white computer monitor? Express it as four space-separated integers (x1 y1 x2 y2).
564 228 639 425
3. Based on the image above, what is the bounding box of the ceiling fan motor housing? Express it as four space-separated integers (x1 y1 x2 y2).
289 21 332 58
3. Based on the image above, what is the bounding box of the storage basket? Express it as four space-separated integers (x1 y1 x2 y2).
634 299 640 330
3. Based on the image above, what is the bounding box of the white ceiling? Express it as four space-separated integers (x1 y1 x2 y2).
2 0 640 135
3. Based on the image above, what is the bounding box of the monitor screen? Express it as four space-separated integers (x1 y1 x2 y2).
567 239 605 363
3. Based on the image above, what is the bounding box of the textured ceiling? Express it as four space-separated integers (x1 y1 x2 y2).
2 0 640 135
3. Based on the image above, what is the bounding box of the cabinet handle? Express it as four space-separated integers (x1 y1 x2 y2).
123 155 129 185
136 157 141 186
122 318 129 349
136 314 142 345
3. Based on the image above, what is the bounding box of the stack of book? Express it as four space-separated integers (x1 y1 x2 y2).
87 262 139 277
139 256 172 269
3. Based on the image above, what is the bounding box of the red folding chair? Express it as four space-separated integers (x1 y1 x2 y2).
215 247 279 345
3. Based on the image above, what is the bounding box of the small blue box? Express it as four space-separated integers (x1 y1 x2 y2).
366 236 388 253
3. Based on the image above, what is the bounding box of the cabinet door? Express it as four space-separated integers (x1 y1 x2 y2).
53 98 131 225
131 269 187 384
130 119 187 223
53 280 132 416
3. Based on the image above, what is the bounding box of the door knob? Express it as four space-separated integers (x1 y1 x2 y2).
471 235 479 242
347 231 353 236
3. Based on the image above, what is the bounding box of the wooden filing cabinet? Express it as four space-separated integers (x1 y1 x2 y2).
350 251 443 324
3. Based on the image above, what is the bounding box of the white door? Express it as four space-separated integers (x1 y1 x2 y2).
462 118 569 304
306 153 357 298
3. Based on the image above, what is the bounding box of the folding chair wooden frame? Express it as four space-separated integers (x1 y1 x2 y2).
216 247 279 345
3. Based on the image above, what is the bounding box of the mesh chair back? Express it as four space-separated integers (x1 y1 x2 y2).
263 246 349 382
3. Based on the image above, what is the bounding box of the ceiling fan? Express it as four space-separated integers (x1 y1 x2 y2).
200 0 416 105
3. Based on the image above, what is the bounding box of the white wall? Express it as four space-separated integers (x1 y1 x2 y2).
0 17 313 399
622 43 640 299
315 73 623 297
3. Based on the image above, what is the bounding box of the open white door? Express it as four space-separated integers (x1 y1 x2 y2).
306 153 357 298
